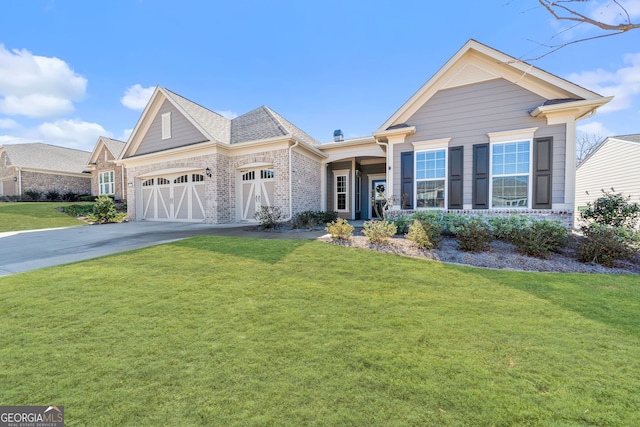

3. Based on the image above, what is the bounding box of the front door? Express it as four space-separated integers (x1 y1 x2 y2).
240 168 276 221
371 179 386 219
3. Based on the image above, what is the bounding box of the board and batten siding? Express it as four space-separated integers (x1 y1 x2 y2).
575 139 640 226
393 78 566 207
136 99 209 156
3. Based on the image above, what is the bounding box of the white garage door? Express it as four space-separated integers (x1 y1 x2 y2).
141 173 205 222
239 168 275 221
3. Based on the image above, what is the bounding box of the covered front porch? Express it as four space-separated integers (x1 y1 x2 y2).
319 137 388 221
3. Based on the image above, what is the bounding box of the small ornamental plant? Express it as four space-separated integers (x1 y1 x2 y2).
254 205 284 229
87 195 127 224
406 219 434 250
325 218 354 241
454 218 493 252
362 220 397 245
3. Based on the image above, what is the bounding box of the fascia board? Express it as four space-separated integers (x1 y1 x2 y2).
88 138 106 164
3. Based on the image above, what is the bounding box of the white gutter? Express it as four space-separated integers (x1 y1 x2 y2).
285 140 300 221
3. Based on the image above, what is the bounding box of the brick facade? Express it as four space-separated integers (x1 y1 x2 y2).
20 171 91 196
91 145 127 201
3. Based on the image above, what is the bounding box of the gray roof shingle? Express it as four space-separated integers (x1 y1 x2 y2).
2 143 91 174
613 134 640 143
101 137 126 158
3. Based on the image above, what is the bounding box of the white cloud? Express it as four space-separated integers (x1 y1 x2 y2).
568 52 640 113
577 121 615 137
0 118 18 129
0 44 86 118
121 84 154 110
118 128 133 141
0 135 36 145
37 119 111 151
589 0 640 26
215 110 238 119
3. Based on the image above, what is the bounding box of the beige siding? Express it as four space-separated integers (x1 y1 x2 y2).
575 139 640 226
136 100 209 155
393 78 566 206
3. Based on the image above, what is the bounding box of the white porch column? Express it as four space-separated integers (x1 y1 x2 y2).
320 161 328 211
564 117 577 207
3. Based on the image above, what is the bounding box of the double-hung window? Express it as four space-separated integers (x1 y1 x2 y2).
491 141 530 207
99 171 115 195
415 149 446 208
334 170 349 212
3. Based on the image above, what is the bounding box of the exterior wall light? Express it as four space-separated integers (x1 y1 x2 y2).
127 182 133 188
205 167 212 177
13 176 17 182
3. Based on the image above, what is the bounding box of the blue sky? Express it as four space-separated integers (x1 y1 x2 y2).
0 0 638 152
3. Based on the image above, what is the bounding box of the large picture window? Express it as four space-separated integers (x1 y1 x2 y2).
491 141 530 207
99 171 115 195
415 149 446 208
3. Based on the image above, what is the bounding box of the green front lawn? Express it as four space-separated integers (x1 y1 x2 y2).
0 202 88 232
1 236 639 425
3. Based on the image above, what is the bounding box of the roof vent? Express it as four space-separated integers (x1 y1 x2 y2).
333 129 343 142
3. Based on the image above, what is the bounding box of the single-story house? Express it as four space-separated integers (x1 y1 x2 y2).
87 137 127 201
0 143 91 199
575 133 640 226
117 39 611 227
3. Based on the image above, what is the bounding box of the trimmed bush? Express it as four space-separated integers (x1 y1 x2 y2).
254 205 284 229
489 215 531 243
45 190 61 201
406 220 434 250
580 190 640 229
454 218 493 252
87 195 127 224
62 192 79 202
23 190 42 201
62 204 95 217
577 225 638 267
362 220 398 245
292 210 339 228
511 220 567 259
325 218 354 241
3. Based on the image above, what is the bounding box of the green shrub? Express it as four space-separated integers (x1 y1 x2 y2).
325 218 354 241
391 215 413 234
489 215 532 242
455 218 493 252
45 190 61 201
62 204 95 217
511 220 568 259
580 190 640 229
78 195 97 202
406 220 434 250
292 210 338 228
362 220 398 245
577 225 638 267
23 190 42 201
254 205 284 229
441 213 471 236
87 195 127 224
62 191 79 202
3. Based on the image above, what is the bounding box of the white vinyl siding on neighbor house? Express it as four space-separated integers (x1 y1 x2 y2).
334 170 349 212
415 149 446 208
99 171 115 195
491 141 531 208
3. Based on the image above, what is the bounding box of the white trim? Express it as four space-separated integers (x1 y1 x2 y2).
237 161 274 170
489 140 533 209
333 169 349 213
487 127 538 143
138 167 203 178
161 112 171 140
412 137 451 150
98 170 115 195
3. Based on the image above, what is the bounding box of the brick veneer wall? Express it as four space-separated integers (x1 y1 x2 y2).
21 171 91 196
92 146 127 201
291 150 321 214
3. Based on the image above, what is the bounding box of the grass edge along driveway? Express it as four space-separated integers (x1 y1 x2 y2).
1 236 638 426
0 202 88 232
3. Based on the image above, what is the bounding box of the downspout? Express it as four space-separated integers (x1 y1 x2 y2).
285 139 300 221
17 167 22 199
121 164 125 201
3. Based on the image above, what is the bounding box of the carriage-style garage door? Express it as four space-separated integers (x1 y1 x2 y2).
239 167 275 221
141 172 205 221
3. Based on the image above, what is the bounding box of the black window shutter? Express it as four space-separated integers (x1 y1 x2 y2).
532 137 553 209
472 143 489 209
448 146 463 209
400 151 414 209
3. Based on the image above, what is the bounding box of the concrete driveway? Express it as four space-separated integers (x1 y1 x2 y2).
0 221 326 277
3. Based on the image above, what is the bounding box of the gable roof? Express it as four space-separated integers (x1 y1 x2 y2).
378 39 611 132
88 137 126 165
121 86 319 159
1 143 91 175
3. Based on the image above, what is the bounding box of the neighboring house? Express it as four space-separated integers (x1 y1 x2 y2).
0 143 91 198
575 134 640 226
118 40 611 226
87 137 127 201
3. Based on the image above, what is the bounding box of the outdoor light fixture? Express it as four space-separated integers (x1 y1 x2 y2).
205 167 212 177
13 176 17 182
128 182 133 188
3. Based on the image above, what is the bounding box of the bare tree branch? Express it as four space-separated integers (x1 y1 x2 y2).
538 0 640 32
577 133 604 165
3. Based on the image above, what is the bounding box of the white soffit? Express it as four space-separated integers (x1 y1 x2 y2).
442 63 499 90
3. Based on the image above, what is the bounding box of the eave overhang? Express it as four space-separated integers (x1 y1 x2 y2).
530 97 613 121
